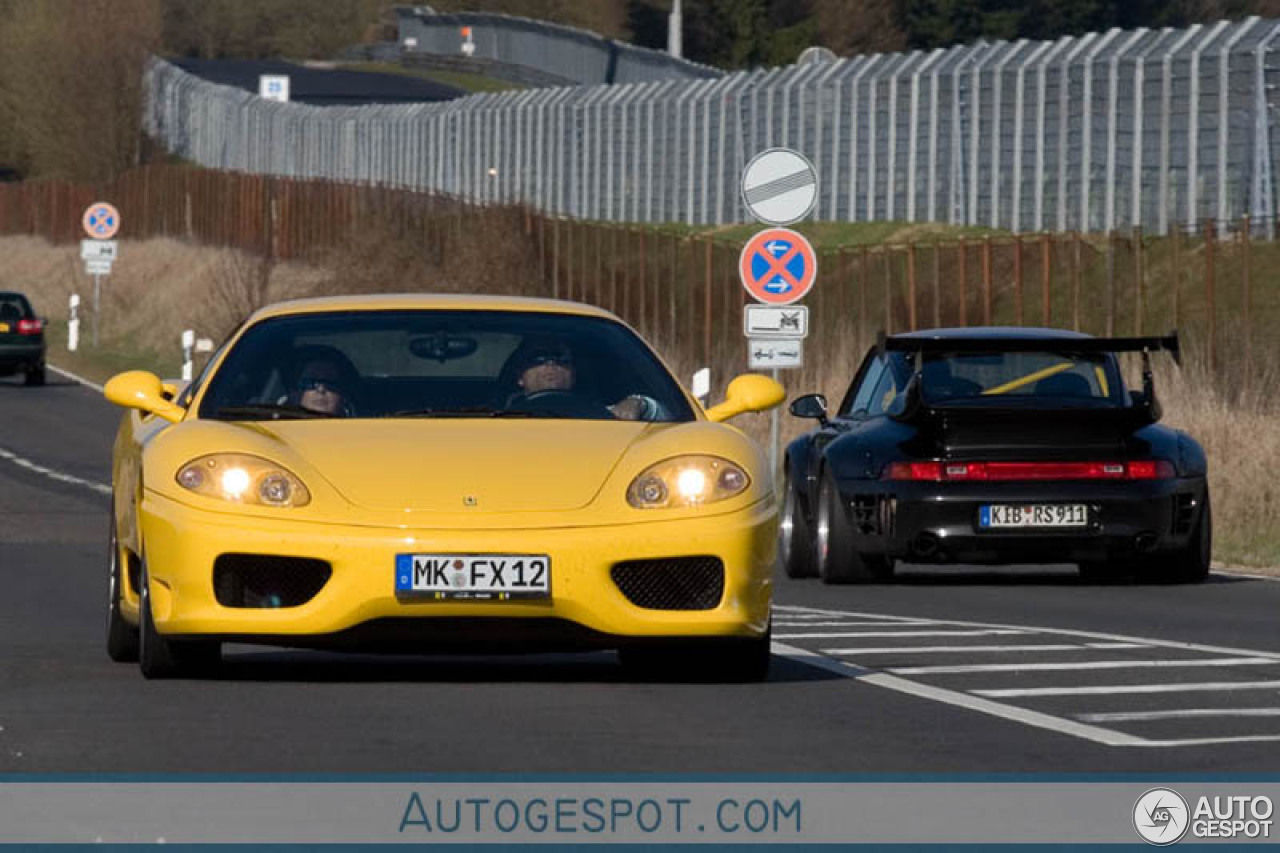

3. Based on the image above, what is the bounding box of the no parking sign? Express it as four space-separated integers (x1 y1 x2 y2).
738 227 817 306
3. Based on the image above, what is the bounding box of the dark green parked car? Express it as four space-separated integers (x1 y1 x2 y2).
0 291 46 386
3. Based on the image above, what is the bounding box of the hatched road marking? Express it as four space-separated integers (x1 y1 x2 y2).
773 604 1280 748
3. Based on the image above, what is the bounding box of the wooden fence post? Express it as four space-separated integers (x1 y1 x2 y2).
1040 233 1052 326
981 237 993 325
957 237 968 326
1205 219 1217 372
1133 226 1144 335
1242 214 1252 389
906 242 918 331
1014 233 1024 324
932 242 942 329
704 237 713 369
1072 232 1082 331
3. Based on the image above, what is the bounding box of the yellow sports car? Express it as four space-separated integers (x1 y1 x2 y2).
104 295 783 679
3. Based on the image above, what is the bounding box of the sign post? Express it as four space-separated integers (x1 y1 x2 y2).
738 148 818 477
81 203 120 347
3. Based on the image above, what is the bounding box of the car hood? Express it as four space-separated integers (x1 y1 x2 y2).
253 419 653 513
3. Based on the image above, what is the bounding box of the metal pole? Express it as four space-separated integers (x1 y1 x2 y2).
769 368 780 478
92 274 101 346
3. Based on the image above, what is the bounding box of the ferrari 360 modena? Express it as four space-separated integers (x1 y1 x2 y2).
104 295 783 679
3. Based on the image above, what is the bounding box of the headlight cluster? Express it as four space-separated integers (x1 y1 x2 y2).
627 455 750 509
176 454 311 508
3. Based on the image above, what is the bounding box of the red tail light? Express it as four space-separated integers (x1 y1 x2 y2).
883 460 1175 481
16 318 42 335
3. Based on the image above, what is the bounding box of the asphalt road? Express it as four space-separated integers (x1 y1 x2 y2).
1 372 1278 774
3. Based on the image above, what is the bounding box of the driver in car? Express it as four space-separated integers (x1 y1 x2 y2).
283 346 360 417
511 340 665 421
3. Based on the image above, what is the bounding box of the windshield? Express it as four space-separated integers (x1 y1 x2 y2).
921 350 1125 405
197 310 695 423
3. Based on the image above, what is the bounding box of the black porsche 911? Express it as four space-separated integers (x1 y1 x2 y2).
781 327 1209 584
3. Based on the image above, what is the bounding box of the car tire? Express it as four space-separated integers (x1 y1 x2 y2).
816 471 886 584
23 363 45 387
779 473 817 579
619 625 771 683
138 561 220 679
106 519 139 663
1164 492 1212 585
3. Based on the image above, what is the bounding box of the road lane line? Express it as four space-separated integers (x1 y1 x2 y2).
775 606 1280 663
47 364 105 394
0 445 111 496
772 642 1149 747
822 643 1135 656
775 629 1027 639
1078 708 1280 722
889 656 1278 676
773 620 942 628
973 680 1280 698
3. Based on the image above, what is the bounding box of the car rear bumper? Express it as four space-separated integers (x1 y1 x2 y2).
0 342 43 371
135 490 776 647
835 476 1207 564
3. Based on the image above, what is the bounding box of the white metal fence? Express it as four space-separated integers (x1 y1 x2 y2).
144 16 1280 234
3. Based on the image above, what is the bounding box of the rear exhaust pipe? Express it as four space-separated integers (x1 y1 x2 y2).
912 532 940 558
1134 532 1159 554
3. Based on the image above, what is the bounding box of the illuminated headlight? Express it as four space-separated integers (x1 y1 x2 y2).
627 456 750 509
176 454 311 507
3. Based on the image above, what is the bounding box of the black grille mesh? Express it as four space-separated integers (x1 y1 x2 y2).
1172 494 1197 535
610 557 725 611
213 554 331 609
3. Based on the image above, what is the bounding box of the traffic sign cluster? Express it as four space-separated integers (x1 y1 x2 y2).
739 148 816 370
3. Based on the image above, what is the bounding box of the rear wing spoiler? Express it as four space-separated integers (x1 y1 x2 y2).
877 331 1180 366
877 331 1179 426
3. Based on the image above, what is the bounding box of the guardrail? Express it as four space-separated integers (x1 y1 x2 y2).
394 7 722 86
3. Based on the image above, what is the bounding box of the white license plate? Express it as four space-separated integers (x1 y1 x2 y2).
979 504 1089 529
395 553 550 600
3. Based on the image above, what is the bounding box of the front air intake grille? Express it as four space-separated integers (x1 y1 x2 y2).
610 557 725 611
213 554 331 609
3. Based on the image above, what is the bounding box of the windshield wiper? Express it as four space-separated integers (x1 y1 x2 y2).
214 403 338 420
390 406 554 418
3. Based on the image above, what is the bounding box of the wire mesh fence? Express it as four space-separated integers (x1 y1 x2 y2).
145 16 1280 235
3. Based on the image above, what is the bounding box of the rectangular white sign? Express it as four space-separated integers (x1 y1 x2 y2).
259 75 290 102
84 259 113 275
744 304 808 338
748 338 803 369
80 239 117 261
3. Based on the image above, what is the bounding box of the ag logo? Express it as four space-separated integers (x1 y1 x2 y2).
1134 788 1190 845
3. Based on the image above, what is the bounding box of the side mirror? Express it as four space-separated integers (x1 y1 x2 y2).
789 393 829 426
705 374 786 423
104 371 186 424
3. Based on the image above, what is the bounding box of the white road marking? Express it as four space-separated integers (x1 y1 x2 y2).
775 629 1027 640
1078 708 1280 723
974 680 1280 698
777 604 1280 747
822 642 1150 656
773 620 941 628
47 363 105 393
1215 570 1280 582
777 605 1280 663
0 445 111 496
772 642 1149 747
826 644 1087 655
889 657 1278 676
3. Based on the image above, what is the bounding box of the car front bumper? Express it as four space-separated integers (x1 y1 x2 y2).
835 476 1207 565
135 490 776 647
